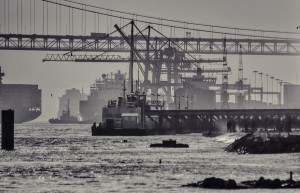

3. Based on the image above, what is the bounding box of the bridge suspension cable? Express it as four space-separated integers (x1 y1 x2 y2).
42 0 300 40
62 0 300 36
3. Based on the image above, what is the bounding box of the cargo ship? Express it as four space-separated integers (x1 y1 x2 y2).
0 66 42 123
80 70 126 123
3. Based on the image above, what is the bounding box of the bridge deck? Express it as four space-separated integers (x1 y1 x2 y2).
1 34 299 55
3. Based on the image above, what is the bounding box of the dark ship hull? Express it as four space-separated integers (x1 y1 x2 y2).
0 84 42 124
49 118 90 124
150 139 189 148
49 119 79 124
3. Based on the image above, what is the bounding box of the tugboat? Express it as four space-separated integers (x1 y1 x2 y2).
91 81 148 136
150 139 189 148
49 99 79 124
91 80 173 136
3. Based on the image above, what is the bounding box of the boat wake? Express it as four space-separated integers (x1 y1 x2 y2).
215 132 245 144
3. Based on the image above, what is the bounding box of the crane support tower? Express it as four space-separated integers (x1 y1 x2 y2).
221 38 229 109
236 44 245 108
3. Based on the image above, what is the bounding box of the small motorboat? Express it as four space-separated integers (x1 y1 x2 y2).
150 139 189 148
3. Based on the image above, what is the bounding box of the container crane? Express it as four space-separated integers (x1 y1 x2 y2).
42 20 229 107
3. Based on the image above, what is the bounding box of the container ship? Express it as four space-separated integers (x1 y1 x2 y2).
0 66 42 123
79 70 126 123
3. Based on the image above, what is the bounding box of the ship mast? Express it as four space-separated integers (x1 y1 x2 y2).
66 99 71 115
122 79 126 106
0 66 5 84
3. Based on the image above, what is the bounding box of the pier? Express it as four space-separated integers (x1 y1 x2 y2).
146 108 300 132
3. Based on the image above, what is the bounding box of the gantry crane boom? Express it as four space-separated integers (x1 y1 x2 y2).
42 53 224 63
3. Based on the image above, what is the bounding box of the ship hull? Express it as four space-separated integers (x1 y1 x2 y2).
49 119 91 124
0 84 42 124
49 119 79 124
0 107 41 124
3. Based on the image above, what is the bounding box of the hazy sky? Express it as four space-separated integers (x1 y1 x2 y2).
0 0 300 121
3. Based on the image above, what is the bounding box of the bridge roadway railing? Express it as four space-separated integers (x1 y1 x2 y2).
0 34 300 55
145 108 300 132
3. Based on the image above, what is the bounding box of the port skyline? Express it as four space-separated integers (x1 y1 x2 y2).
0 0 299 121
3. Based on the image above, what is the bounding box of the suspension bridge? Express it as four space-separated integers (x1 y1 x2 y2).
0 0 299 55
0 0 299 110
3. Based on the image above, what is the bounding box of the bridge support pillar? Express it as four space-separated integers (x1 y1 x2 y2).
1 110 14 151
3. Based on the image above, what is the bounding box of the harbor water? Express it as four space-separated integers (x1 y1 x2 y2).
0 123 299 192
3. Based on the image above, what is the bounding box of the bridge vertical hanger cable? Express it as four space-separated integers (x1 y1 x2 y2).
72 8 74 35
4 0 6 34
21 0 23 34
30 0 32 34
156 19 159 35
107 10 109 34
8 0 10 33
47 1 49 35
33 0 35 34
94 13 96 32
97 13 99 33
160 19 162 36
184 22 187 37
110 10 113 33
81 4 83 35
84 5 87 35
59 0 61 35
56 0 57 35
17 0 19 34
42 0 44 34
68 6 70 35
174 26 175 37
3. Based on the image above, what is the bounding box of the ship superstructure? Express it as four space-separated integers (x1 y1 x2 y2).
80 70 126 122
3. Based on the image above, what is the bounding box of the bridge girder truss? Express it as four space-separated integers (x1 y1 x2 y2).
0 34 300 55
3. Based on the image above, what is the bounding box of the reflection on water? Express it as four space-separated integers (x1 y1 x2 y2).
0 123 299 192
